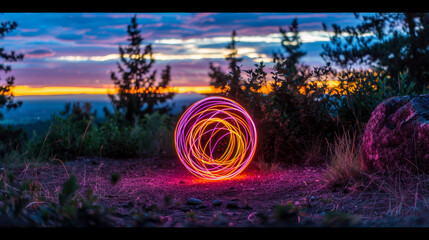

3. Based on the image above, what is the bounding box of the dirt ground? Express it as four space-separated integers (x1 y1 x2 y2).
9 157 429 227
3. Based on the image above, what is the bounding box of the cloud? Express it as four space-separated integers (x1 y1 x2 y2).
258 13 329 20
56 33 84 41
2 12 371 91
25 48 55 58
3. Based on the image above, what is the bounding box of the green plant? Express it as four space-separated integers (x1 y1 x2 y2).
0 125 27 158
110 172 121 185
260 60 336 164
273 202 301 222
97 112 139 158
58 175 79 206
208 24 337 165
321 210 359 227
332 70 416 134
137 112 175 157
98 111 175 159
26 113 99 161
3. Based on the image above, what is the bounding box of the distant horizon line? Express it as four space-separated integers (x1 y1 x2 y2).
12 78 344 96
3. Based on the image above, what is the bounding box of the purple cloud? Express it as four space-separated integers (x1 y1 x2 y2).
25 48 55 58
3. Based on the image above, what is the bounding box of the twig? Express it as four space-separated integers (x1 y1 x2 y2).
247 212 257 223
52 157 70 178
25 201 48 209
77 117 93 159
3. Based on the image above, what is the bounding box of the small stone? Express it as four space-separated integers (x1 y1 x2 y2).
226 200 240 209
178 206 191 212
212 200 223 206
186 198 203 206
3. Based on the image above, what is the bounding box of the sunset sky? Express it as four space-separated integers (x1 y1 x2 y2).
1 13 369 96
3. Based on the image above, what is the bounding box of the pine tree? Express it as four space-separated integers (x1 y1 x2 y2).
321 13 429 92
109 15 174 123
273 18 307 70
0 19 24 120
262 18 333 163
208 30 244 100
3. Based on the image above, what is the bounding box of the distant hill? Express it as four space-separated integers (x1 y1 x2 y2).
0 93 206 125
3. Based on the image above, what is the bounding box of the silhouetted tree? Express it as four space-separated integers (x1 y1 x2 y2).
321 13 429 92
259 19 335 164
207 21 336 165
60 101 97 121
209 30 244 100
274 18 307 71
0 18 25 156
109 15 174 123
0 19 24 120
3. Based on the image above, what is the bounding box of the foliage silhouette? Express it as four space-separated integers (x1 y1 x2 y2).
209 30 244 101
208 22 336 165
108 15 174 123
0 19 24 120
0 17 26 158
321 13 429 92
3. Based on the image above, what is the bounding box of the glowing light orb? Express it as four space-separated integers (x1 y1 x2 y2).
174 96 257 180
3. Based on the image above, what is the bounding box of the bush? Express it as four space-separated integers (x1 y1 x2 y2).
258 60 337 164
136 112 175 157
98 111 175 159
332 70 417 133
97 112 139 159
23 101 177 162
0 125 27 158
26 113 99 161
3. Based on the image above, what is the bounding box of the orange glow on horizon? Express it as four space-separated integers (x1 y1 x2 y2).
11 80 343 97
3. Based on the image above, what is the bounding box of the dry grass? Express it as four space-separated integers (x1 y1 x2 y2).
302 136 327 165
364 170 429 218
325 130 365 188
255 154 281 174
324 129 429 218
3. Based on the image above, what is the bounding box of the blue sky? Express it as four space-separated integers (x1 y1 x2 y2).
0 12 368 90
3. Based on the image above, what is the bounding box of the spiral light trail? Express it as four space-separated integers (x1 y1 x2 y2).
175 96 257 180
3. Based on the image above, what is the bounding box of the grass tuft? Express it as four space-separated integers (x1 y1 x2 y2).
255 155 281 173
325 130 365 188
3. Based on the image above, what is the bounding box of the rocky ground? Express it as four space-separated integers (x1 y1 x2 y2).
5 157 429 227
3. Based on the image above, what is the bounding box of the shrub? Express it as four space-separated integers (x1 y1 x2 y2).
22 100 176 162
259 60 337 164
332 70 417 133
0 125 27 158
98 111 175 159
26 114 99 161
136 112 175 157
97 112 139 159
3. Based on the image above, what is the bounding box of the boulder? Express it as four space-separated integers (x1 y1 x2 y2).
361 94 429 173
